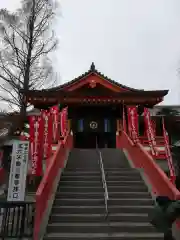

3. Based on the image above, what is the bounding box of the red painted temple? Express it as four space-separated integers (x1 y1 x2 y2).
24 63 169 169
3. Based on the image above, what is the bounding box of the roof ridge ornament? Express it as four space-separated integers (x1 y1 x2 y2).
90 62 96 71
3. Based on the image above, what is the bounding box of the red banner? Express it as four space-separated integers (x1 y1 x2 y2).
60 107 68 137
127 106 139 143
29 115 44 176
162 117 176 184
47 111 53 159
58 112 61 137
123 105 127 132
144 108 158 157
42 110 53 160
50 106 59 143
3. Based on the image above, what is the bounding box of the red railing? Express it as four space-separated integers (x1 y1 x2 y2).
33 133 73 240
117 131 180 200
139 136 165 146
139 136 166 159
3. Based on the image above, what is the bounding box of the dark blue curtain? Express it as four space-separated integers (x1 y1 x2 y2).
78 119 84 132
104 119 110 132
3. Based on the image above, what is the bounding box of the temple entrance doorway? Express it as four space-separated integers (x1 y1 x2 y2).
74 132 116 149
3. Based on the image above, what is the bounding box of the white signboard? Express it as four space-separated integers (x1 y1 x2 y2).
7 140 29 202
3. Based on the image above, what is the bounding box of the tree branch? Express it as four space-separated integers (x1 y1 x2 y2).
0 0 59 112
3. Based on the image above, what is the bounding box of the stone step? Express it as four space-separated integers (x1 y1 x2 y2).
51 205 154 214
105 175 142 181
44 232 164 240
44 232 163 240
61 176 102 181
59 181 102 187
47 222 157 234
49 213 150 223
62 171 101 176
63 169 138 175
105 171 142 176
59 180 145 187
60 175 142 181
58 186 104 193
66 160 94 165
58 185 148 192
104 168 136 172
65 168 100 172
62 173 140 178
106 181 145 186
54 198 153 206
66 165 131 169
103 165 132 169
62 172 140 177
55 191 151 199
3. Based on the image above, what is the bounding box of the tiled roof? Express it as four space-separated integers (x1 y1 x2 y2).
22 62 168 102
41 62 145 92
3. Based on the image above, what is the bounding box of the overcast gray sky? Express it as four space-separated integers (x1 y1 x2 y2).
1 0 180 105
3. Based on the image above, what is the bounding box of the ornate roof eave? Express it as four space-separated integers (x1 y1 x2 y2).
25 89 169 98
27 95 165 107
29 97 163 108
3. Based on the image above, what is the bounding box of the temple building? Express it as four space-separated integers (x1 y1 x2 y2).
23 63 173 169
24 63 168 147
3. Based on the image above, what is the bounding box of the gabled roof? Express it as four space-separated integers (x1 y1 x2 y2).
42 62 145 93
23 62 169 105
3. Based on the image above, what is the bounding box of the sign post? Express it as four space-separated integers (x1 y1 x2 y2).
7 140 29 202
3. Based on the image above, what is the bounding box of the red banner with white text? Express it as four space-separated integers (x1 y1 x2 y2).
58 112 61 137
127 106 139 143
162 117 176 184
29 115 44 176
60 107 68 137
50 106 59 143
42 110 53 160
144 108 158 157
123 105 127 133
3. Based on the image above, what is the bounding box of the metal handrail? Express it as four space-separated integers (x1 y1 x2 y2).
98 150 109 217
95 136 109 216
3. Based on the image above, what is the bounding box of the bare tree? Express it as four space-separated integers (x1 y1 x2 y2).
0 0 59 115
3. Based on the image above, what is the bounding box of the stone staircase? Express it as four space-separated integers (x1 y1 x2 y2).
44 149 163 239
